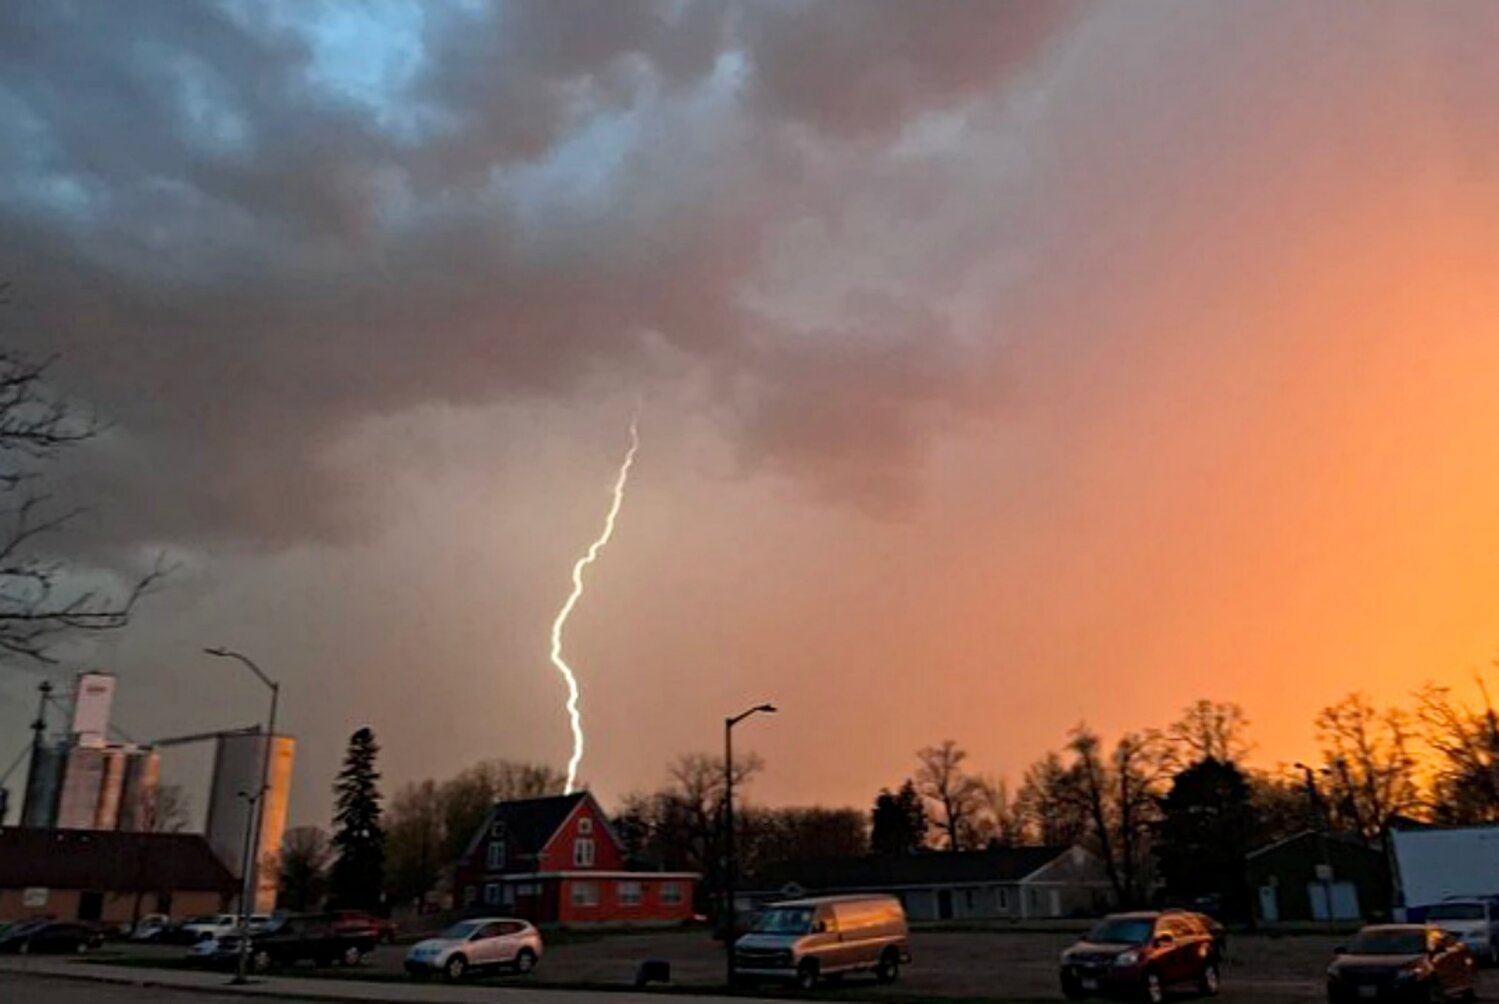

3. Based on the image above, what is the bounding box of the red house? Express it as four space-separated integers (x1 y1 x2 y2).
453 792 697 925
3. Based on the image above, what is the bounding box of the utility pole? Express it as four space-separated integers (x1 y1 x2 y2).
1294 762 1337 930
723 703 776 988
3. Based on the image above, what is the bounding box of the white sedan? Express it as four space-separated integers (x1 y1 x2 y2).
404 918 544 981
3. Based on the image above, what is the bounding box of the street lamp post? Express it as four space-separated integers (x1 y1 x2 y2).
205 647 279 985
724 702 776 988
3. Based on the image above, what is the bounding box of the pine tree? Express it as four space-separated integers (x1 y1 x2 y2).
328 726 385 910
870 779 928 855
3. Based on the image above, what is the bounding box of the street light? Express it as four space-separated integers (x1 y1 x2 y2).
724 702 776 987
205 647 279 985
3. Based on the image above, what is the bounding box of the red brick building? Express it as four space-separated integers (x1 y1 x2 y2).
453 792 697 925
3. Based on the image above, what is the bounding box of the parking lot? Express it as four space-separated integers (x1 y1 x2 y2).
98 927 1482 1003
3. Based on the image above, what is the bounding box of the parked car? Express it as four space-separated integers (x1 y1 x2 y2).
1424 899 1499 965
1327 925 1477 1003
0 920 104 954
129 913 172 942
733 894 911 991
1059 910 1222 1003
210 914 379 972
179 913 242 943
330 910 397 944
404 917 543 981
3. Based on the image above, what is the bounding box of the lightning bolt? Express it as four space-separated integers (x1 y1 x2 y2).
550 413 641 794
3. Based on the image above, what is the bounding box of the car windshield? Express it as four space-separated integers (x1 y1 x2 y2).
1427 904 1485 921
1348 930 1427 955
440 920 485 940
1087 918 1156 945
753 908 814 935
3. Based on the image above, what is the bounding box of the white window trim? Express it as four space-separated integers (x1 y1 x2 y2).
618 880 642 906
571 881 599 907
660 881 684 906
578 817 593 835
487 840 506 869
573 836 595 868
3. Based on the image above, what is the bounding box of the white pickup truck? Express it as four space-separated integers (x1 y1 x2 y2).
1426 899 1499 963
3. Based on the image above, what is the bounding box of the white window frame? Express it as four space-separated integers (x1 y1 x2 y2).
660 881 684 906
577 817 593 835
571 881 599 907
573 836 595 867
618 880 642 906
486 839 506 869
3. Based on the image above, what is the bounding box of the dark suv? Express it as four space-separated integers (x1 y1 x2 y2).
1060 911 1222 1003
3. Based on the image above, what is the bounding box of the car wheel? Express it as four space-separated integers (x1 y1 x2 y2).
252 949 272 974
443 954 468 982
342 945 363 967
795 959 819 992
876 949 900 984
1200 960 1221 996
1142 969 1164 1004
515 948 537 974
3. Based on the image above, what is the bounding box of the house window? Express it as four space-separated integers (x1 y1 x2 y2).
491 819 504 837
660 882 684 906
997 887 1008 910
487 840 506 869
964 888 977 911
619 881 642 906
574 836 596 867
484 883 500 905
463 885 477 907
515 883 538 896
578 817 593 835
571 881 599 907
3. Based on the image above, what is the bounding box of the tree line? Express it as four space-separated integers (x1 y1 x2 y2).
280 680 1499 921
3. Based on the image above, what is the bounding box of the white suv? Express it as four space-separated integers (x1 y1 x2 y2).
404 918 544 981
1426 899 1499 963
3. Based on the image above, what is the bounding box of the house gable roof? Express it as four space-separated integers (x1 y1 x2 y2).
747 846 1074 893
462 791 626 863
0 827 236 892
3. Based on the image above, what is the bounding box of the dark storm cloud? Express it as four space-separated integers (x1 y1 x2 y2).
1 0 1078 550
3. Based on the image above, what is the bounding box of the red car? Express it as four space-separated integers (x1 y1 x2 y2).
1060 911 1222 1003
330 911 397 945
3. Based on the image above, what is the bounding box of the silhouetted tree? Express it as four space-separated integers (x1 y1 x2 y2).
915 741 987 851
145 782 190 833
1315 694 1419 839
0 331 165 663
384 780 445 909
328 727 385 910
870 780 928 855
1154 758 1254 919
278 825 332 911
1069 725 1167 906
1417 681 1499 824
1164 700 1252 768
1015 752 1088 846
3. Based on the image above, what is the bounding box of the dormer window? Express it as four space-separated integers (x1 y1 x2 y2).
487 839 506 869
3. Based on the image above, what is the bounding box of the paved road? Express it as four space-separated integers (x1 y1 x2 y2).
0 972 331 1003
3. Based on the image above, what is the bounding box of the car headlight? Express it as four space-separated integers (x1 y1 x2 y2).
1114 950 1140 967
1394 965 1426 983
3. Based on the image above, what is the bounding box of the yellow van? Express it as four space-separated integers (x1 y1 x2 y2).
733 894 911 989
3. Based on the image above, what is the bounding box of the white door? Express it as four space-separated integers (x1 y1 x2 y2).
1259 886 1279 923
1308 881 1360 921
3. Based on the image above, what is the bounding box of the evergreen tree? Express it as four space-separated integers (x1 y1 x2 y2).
870 779 928 855
328 726 385 909
1154 757 1254 920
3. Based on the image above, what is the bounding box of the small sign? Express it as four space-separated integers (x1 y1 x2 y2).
1314 864 1334 882
22 887 48 907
